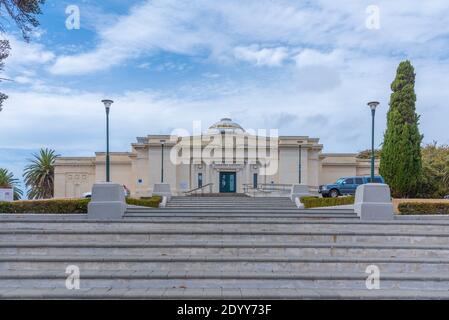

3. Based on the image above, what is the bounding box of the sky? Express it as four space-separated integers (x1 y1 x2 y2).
1 0 449 188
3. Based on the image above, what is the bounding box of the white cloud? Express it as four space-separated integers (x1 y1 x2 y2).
3 0 449 161
5 35 55 68
294 49 342 68
233 45 289 66
47 0 449 75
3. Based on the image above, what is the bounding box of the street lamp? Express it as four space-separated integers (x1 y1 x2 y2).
102 99 114 182
367 101 380 183
160 140 166 183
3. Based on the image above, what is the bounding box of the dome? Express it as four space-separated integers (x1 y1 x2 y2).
208 118 245 134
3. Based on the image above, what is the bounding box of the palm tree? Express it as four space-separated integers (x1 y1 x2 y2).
23 148 59 199
0 168 23 200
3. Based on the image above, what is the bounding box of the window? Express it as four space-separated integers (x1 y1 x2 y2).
373 177 383 183
198 173 203 188
253 173 258 189
355 178 363 185
345 178 354 184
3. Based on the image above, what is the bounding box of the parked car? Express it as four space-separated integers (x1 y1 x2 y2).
319 176 385 198
82 185 130 198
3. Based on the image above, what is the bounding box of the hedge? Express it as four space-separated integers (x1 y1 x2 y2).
300 196 355 209
126 196 161 208
0 196 162 214
397 202 449 215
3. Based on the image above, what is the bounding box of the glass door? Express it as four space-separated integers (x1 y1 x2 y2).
219 172 237 193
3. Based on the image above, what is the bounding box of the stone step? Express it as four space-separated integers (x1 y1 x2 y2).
164 205 298 208
128 208 319 212
168 200 294 203
0 216 449 231
2 241 449 258
126 208 356 214
2 222 449 233
1 255 448 273
2 229 448 244
0 217 365 224
2 287 449 299
124 213 359 219
1 271 448 291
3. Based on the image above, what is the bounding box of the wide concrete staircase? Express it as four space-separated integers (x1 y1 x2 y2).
1 196 449 299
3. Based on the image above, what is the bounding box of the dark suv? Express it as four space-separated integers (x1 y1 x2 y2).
319 176 385 198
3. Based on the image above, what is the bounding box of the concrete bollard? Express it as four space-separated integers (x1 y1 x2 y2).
290 184 310 202
354 183 394 220
152 183 172 201
87 183 127 220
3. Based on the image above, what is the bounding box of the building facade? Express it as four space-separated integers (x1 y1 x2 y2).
54 118 378 198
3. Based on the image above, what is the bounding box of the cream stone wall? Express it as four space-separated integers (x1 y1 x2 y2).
54 127 380 198
54 157 96 199
319 153 380 185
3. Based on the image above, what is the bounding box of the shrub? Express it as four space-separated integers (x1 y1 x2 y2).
397 202 449 215
300 196 355 209
0 199 90 214
126 196 161 208
0 196 162 214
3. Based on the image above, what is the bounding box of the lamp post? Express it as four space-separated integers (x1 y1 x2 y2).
102 99 114 182
367 101 380 183
160 140 166 183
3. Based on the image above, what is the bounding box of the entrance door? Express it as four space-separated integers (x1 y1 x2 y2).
219 172 236 193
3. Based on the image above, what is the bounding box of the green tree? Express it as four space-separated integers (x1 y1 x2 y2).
379 60 423 198
0 0 45 108
23 148 59 199
419 142 449 198
357 149 381 160
0 0 45 41
0 40 10 109
0 168 23 200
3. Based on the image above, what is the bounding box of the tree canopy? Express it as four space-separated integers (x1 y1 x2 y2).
379 60 423 198
0 0 45 109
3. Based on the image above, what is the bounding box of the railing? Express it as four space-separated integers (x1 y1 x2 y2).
242 183 293 196
184 183 214 196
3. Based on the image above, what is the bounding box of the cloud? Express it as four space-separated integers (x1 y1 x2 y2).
3 0 449 167
4 35 55 69
233 45 289 66
294 49 342 68
47 0 449 75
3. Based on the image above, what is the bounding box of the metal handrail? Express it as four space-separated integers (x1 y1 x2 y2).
243 183 293 195
184 183 214 196
243 183 292 191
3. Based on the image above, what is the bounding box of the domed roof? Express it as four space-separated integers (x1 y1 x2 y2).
208 118 245 134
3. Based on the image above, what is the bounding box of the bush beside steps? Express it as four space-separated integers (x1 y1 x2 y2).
398 201 449 215
299 196 355 209
0 196 162 214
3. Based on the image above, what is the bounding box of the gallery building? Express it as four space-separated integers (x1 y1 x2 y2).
54 118 378 198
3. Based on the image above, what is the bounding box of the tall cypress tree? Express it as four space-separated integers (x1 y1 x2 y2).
380 60 423 198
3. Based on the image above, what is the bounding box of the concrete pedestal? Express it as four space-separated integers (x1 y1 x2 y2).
354 183 393 221
87 183 127 220
290 184 310 202
0 188 14 202
152 183 172 200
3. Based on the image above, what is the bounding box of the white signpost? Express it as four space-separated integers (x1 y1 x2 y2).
0 188 14 202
